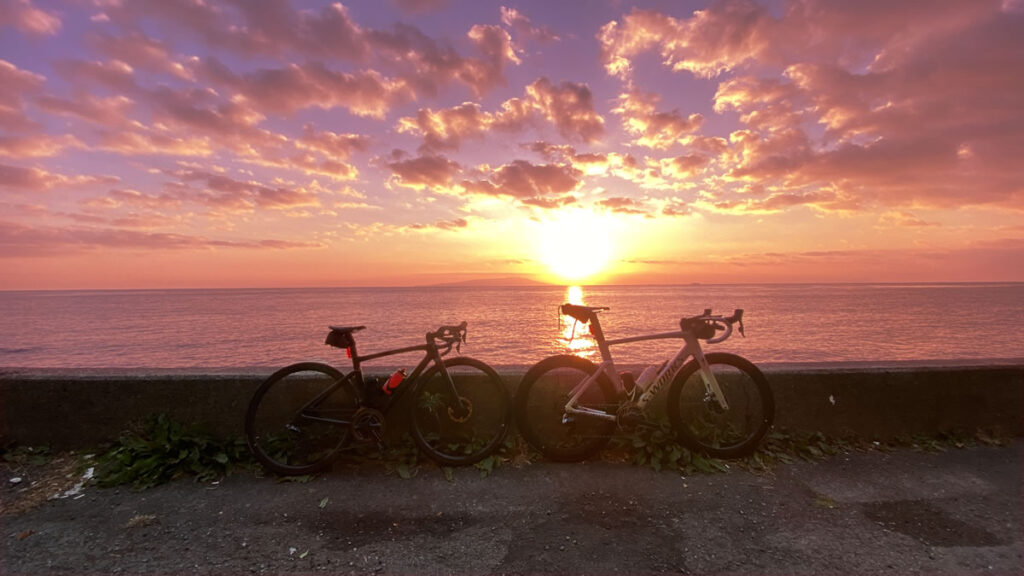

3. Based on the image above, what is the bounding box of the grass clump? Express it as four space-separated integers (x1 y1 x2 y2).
95 414 251 489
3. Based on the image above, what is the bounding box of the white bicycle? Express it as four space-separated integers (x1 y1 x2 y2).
516 304 774 461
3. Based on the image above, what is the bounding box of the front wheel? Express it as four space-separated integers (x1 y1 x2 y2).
245 362 361 476
410 357 510 467
666 353 774 458
515 355 618 462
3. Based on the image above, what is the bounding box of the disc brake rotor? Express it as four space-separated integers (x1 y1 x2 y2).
447 397 472 423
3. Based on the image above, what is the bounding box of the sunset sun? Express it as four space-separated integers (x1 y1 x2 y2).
536 209 615 283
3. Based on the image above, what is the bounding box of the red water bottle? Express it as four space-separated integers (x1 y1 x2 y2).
381 369 406 395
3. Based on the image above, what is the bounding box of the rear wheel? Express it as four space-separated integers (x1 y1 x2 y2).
516 355 617 462
410 357 510 467
666 353 774 458
245 362 360 475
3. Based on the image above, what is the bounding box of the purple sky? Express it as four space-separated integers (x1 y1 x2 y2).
1 0 1022 288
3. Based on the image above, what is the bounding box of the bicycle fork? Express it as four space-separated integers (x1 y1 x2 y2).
693 347 730 411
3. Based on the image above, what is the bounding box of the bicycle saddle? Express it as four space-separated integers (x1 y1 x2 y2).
325 325 365 349
327 325 366 333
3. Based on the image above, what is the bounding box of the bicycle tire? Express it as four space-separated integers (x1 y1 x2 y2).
245 362 360 476
666 353 774 459
515 355 618 462
409 356 510 467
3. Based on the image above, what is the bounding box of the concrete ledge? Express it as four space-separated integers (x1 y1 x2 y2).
2 361 1022 449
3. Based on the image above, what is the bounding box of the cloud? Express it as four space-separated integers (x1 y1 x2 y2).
0 59 45 132
598 2 775 80
0 163 118 191
500 6 560 44
461 159 581 207
595 196 648 215
523 78 605 143
615 89 704 149
384 153 462 191
162 168 322 212
0 134 84 159
602 1 1024 212
89 32 194 80
398 78 605 152
0 220 322 258
877 211 941 229
406 217 469 231
0 0 61 36
98 1 518 99
196 58 413 119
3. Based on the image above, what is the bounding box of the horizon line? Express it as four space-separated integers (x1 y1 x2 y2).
3 280 1023 293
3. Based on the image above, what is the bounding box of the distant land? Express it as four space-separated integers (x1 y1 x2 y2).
424 276 553 287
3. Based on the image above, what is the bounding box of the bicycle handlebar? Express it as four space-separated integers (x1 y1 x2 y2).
680 309 745 344
428 321 468 355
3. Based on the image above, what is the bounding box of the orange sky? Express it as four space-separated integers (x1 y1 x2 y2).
1 0 1022 289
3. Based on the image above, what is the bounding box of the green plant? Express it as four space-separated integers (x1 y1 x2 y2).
1 444 53 466
617 422 694 473
94 414 251 489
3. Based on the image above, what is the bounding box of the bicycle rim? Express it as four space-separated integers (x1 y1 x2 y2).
668 353 773 458
517 355 617 462
410 357 510 467
245 363 359 475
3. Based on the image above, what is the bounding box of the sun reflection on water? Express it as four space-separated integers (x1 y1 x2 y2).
558 285 599 360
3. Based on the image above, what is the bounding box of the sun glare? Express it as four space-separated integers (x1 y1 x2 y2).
536 209 614 283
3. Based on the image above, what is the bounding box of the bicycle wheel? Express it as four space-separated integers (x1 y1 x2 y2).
516 355 617 462
410 357 510 467
666 353 774 458
245 362 361 475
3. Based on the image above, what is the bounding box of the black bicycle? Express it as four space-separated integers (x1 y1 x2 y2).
245 322 510 475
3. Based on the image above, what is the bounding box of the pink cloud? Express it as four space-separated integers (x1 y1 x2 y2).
162 169 322 212
523 78 604 143
0 134 84 159
196 58 413 119
0 163 118 191
398 77 605 151
595 196 648 215
384 154 462 191
607 1 1024 212
0 59 45 132
599 2 775 80
500 6 560 44
461 159 581 206
0 0 61 36
99 1 518 99
407 217 469 231
615 89 704 149
89 32 193 80
0 220 322 258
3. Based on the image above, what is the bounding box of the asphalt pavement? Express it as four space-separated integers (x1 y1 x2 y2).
2 440 1021 575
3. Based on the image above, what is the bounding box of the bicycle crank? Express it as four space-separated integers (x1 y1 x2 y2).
351 407 386 444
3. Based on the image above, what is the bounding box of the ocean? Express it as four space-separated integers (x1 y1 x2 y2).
0 283 1021 369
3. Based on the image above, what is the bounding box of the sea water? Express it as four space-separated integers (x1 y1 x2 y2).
0 283 1021 369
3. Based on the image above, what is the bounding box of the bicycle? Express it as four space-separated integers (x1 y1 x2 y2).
245 321 510 475
516 304 774 462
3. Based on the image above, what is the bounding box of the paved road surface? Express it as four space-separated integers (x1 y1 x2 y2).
2 441 1021 574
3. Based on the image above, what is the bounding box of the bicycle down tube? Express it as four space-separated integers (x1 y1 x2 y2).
563 327 730 421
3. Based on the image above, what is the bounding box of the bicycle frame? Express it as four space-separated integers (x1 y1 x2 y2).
564 326 729 423
298 335 459 427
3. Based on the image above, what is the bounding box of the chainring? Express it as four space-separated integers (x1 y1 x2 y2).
351 407 386 443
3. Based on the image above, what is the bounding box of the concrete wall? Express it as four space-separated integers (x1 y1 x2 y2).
1 361 1021 449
